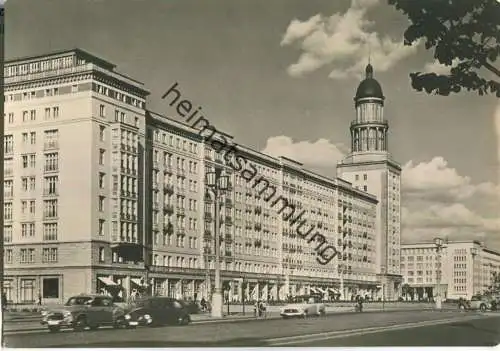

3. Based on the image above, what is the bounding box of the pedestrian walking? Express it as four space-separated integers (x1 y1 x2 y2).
2 293 7 310
259 301 267 318
38 293 42 306
200 297 207 312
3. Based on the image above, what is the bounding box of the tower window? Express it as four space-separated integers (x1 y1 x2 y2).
363 174 367 181
355 174 359 181
363 185 367 192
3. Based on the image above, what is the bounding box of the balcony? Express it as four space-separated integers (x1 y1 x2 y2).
121 213 133 221
163 184 174 194
43 141 59 151
43 166 58 173
178 227 186 236
225 199 233 208
351 119 388 127
42 190 58 197
164 165 173 174
204 154 212 161
225 216 233 226
204 230 212 241
164 223 174 235
204 212 213 222
163 204 174 214
224 234 232 243
177 207 185 216
254 223 262 231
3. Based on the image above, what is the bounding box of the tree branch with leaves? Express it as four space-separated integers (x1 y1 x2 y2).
389 0 500 96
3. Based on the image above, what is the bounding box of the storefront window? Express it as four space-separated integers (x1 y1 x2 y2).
42 278 59 298
20 279 35 303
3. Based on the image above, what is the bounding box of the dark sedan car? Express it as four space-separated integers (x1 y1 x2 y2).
123 297 191 327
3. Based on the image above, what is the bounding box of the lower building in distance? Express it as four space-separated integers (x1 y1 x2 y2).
400 240 500 301
3 48 401 306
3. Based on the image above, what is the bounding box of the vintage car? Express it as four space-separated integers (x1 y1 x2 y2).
123 296 191 327
459 295 499 312
40 294 127 332
280 295 326 318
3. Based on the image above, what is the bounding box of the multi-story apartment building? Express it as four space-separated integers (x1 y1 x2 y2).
3 49 398 304
401 241 500 301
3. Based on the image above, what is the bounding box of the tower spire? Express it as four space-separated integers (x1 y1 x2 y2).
368 42 371 65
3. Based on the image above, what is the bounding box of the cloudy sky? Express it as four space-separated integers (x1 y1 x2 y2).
7 0 499 248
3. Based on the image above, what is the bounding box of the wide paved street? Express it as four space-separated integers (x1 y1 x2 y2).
4 310 499 347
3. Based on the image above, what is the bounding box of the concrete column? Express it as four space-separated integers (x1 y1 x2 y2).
237 279 243 302
125 276 131 302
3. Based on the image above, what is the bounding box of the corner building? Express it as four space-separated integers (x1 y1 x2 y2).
401 241 500 301
3 49 400 304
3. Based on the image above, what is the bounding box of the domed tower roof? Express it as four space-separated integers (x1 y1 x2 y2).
355 63 384 100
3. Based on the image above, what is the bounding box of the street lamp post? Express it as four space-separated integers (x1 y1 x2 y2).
206 167 229 319
470 247 479 297
434 237 446 310
338 264 345 301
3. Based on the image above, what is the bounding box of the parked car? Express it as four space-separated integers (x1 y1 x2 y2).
280 295 326 319
459 295 498 312
123 296 191 327
40 294 126 332
181 300 200 314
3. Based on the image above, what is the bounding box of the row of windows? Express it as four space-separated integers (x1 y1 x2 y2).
4 200 58 220
4 129 59 155
4 247 58 264
154 131 199 155
4 223 57 242
5 176 59 197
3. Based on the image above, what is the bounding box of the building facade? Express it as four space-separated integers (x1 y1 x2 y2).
400 241 500 301
336 63 402 300
3 49 398 305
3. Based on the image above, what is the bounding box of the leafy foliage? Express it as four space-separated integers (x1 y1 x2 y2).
389 0 500 96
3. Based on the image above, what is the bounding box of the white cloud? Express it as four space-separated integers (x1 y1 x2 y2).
402 157 500 202
422 58 463 75
280 0 418 79
401 155 500 246
402 203 500 244
261 136 345 167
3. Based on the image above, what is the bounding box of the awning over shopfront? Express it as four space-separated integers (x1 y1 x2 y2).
328 288 339 293
131 278 146 286
310 287 318 293
317 288 326 294
98 277 118 286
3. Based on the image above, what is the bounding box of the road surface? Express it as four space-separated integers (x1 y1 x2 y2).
4 310 499 347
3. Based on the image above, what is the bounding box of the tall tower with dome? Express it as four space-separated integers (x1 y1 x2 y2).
337 63 403 300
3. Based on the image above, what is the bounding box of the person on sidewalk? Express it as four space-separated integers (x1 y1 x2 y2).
259 300 267 318
200 297 207 312
2 293 7 310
